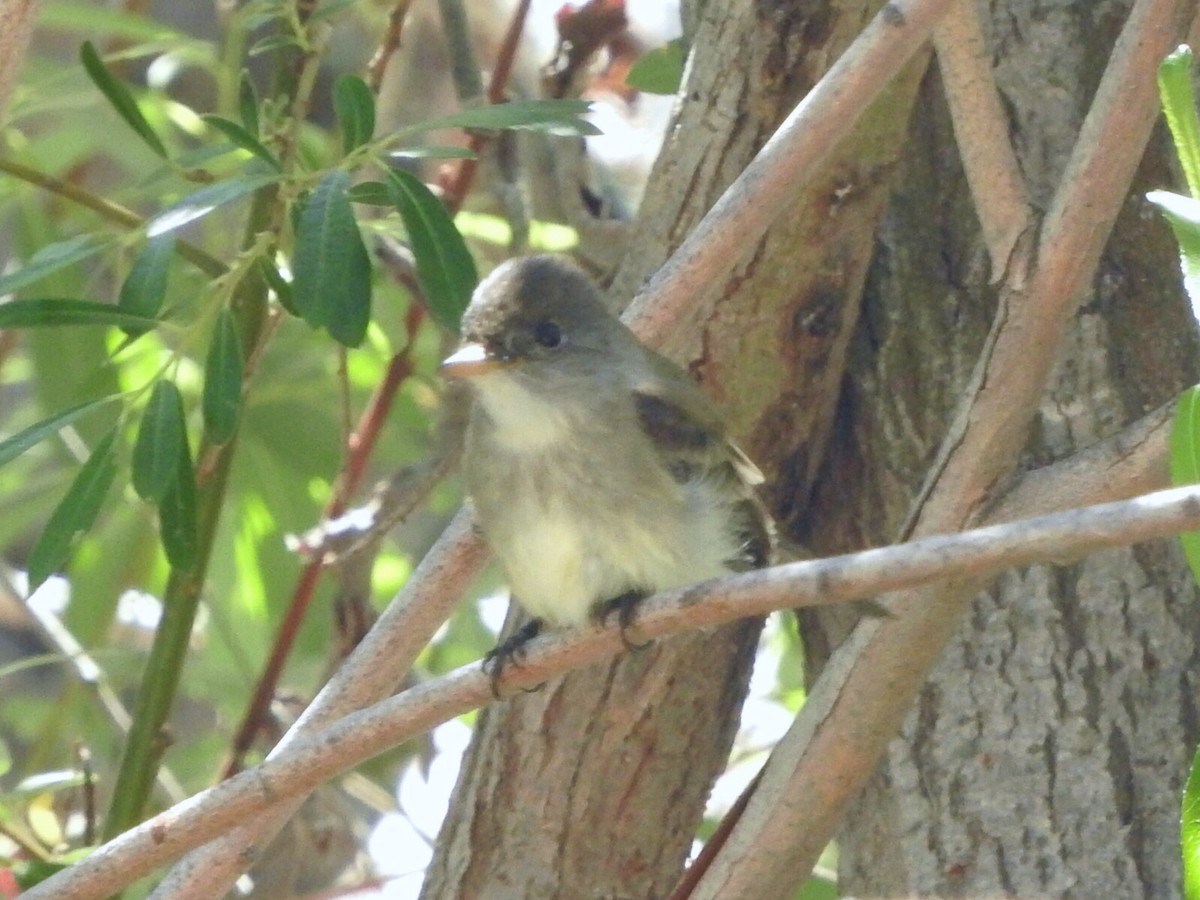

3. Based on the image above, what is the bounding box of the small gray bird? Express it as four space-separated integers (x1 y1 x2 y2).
441 255 774 671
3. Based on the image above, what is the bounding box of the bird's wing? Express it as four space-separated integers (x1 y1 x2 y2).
632 377 776 569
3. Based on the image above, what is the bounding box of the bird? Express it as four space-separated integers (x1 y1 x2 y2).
441 254 774 679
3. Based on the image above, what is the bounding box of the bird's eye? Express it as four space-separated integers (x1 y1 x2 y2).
533 320 562 348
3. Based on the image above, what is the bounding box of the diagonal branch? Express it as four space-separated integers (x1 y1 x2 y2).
933 0 1034 284
23 484 1200 900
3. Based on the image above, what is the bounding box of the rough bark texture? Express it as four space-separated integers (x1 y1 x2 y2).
421 1 923 896
802 1 1200 896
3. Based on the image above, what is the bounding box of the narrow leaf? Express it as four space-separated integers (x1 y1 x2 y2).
0 397 117 469
386 169 476 333
118 234 175 335
389 146 475 161
292 170 372 346
79 41 167 158
238 71 260 136
201 115 281 170
334 75 375 154
249 34 299 57
1172 385 1200 586
1159 46 1200 200
132 380 185 503
202 309 243 443
0 234 109 296
0 298 159 330
347 181 392 206
147 172 281 237
1184 740 1200 900
396 99 600 139
159 443 198 571
27 428 118 589
625 39 685 95
311 0 366 21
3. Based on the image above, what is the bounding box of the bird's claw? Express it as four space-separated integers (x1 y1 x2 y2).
483 618 545 698
591 591 652 651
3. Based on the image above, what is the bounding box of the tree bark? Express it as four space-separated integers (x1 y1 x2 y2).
802 1 1200 896
421 1 922 896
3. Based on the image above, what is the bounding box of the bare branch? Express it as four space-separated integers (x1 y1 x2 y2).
933 0 1034 284
25 485 1200 900
992 401 1174 522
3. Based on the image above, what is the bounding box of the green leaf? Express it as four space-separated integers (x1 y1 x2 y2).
159 441 198 571
0 397 117 469
1159 46 1200 200
147 172 281 237
249 33 300 57
0 298 159 330
1172 385 1200 587
626 39 685 95
203 309 243 443
1148 191 1200 313
1184 740 1200 900
293 170 372 346
386 169 476 333
79 40 168 158
334 74 375 154
117 234 175 335
347 181 392 206
389 146 475 160
238 71 260 136
311 0 366 21
201 115 281 170
132 380 186 503
0 234 110 296
27 428 118 589
395 99 601 140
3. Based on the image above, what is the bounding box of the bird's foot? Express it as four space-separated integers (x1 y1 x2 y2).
483 618 545 698
591 591 652 651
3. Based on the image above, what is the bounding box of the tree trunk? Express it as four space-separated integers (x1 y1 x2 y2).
421 1 920 896
802 1 1200 896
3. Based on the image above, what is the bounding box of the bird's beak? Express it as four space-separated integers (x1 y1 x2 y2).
440 342 510 378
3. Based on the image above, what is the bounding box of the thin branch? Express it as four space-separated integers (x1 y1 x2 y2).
992 400 1173 522
932 0 1034 284
25 485 1200 900
0 157 228 278
623 0 958 345
441 0 532 211
365 0 415 94
688 2 1200 897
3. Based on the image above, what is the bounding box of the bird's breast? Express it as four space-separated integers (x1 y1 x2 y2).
466 408 736 628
